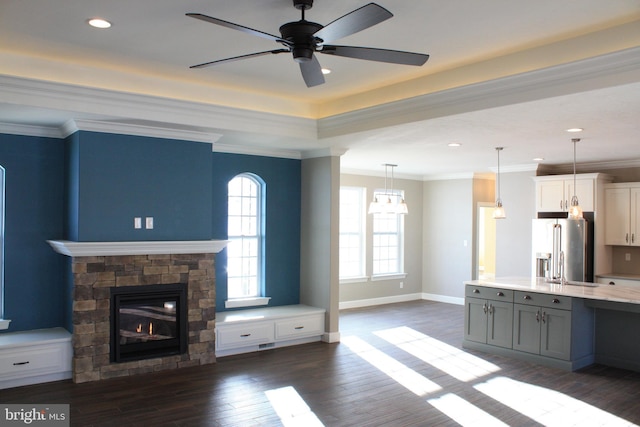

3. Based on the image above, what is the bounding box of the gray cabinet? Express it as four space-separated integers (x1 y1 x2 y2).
464 286 513 349
513 292 572 360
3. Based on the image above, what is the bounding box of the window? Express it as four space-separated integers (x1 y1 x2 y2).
227 174 264 301
0 166 5 327
339 187 366 280
372 189 405 276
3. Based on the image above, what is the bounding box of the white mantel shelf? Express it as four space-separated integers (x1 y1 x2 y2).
47 240 230 257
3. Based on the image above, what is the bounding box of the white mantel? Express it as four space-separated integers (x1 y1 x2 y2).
47 240 229 257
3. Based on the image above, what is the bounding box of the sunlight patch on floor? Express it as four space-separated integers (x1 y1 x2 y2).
342 335 441 396
265 386 324 427
427 393 509 427
474 376 638 427
374 326 501 381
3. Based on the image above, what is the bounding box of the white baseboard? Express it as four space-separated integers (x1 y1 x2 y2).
339 292 464 310
322 331 340 343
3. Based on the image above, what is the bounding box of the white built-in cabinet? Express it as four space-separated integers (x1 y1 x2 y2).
534 174 598 213
604 183 640 246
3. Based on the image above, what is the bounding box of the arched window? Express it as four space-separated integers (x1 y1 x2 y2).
227 173 264 300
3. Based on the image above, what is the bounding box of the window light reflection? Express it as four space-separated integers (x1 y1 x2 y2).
341 336 441 396
374 326 501 382
474 377 635 427
427 393 509 427
265 386 324 427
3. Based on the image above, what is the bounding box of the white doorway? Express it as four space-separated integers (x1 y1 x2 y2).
477 203 496 280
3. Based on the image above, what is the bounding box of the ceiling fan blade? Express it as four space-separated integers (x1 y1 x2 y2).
299 55 325 87
186 13 283 43
313 3 392 43
190 49 289 69
320 45 429 66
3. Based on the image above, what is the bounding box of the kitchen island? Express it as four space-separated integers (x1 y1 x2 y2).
463 277 640 372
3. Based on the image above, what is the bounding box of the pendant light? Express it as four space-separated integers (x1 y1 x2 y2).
493 147 506 219
368 164 408 215
568 138 583 219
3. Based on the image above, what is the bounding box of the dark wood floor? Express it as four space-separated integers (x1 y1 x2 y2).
2 300 640 426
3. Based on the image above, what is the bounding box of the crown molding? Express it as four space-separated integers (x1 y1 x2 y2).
0 122 63 138
318 47 640 139
538 158 640 175
212 142 301 160
302 147 348 159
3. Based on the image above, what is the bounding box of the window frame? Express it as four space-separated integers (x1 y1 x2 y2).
339 186 367 282
371 188 406 279
225 173 269 308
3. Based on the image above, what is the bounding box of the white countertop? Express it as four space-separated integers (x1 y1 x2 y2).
465 277 640 305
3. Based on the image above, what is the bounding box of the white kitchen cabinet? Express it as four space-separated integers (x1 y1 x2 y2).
215 305 325 357
604 183 640 246
534 175 596 213
0 328 72 389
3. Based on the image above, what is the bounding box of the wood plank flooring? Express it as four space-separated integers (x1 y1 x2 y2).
2 300 639 426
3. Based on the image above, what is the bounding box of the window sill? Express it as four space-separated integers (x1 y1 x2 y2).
0 319 11 330
371 273 407 282
340 276 369 284
225 297 271 309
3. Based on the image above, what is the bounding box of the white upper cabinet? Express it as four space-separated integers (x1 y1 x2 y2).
604 183 640 246
534 174 602 213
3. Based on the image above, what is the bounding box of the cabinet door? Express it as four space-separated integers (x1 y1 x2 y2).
536 180 565 212
605 188 630 245
464 298 488 343
487 300 513 348
512 304 540 354
540 308 571 360
631 188 640 246
565 179 594 212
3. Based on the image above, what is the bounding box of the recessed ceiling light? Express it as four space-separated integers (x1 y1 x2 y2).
566 128 583 133
448 142 461 147
321 68 331 75
88 18 111 29
533 157 544 162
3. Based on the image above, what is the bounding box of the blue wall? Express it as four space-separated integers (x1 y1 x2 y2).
0 131 302 333
0 133 67 332
212 153 301 312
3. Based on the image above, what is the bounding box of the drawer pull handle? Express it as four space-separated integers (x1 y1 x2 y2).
496 292 505 297
552 298 560 304
240 334 251 337
609 281 615 286
13 361 30 366
523 295 532 300
542 311 546 323
473 289 480 294
294 326 304 330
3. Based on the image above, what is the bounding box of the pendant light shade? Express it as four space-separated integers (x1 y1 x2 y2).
568 138 583 220
368 164 408 215
493 147 506 219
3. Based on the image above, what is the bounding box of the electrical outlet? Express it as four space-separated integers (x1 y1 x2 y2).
134 217 142 229
399 282 404 289
626 253 631 261
145 217 154 229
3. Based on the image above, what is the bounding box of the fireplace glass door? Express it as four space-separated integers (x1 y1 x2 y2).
111 284 187 362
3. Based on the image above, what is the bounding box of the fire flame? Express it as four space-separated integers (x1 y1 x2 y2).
136 324 142 333
149 322 153 335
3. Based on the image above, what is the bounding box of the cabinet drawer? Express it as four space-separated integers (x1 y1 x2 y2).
275 314 324 340
596 277 640 287
216 322 274 350
0 344 66 379
514 291 572 310
466 286 513 302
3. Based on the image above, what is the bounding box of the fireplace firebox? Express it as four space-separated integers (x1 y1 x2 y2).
110 284 187 363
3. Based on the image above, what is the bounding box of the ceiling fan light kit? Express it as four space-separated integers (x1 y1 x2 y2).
186 1 429 87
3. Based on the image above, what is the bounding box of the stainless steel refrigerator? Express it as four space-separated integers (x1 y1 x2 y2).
532 217 593 283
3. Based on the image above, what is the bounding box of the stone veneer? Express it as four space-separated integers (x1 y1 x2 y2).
72 253 216 383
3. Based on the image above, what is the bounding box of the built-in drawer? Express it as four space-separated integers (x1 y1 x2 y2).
0 344 66 379
275 314 324 340
216 322 274 350
514 291 572 310
596 277 640 287
465 285 514 302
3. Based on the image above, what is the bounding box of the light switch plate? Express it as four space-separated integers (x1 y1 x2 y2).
134 217 142 229
145 217 154 229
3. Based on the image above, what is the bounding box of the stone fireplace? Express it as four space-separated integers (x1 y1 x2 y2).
48 240 228 383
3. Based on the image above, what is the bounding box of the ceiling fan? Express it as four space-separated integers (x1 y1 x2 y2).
186 0 429 87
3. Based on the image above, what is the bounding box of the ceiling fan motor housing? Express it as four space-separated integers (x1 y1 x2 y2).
279 20 323 62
